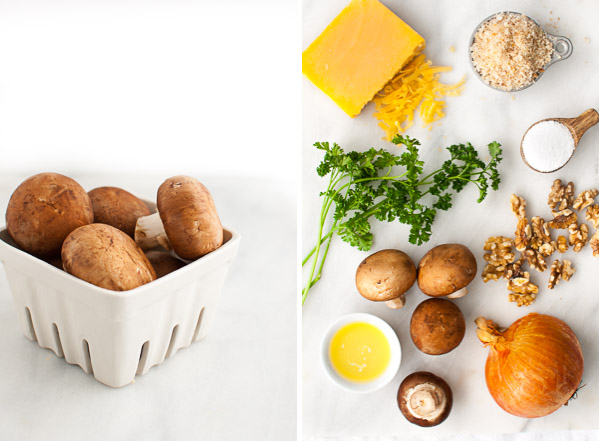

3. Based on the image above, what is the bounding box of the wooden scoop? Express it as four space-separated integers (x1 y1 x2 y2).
521 108 599 173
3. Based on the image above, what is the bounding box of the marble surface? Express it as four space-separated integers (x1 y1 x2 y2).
0 174 296 441
302 0 599 438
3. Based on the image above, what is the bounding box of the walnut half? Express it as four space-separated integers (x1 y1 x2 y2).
508 292 537 307
507 270 538 307
573 189 598 211
511 194 527 219
590 230 599 257
556 235 568 253
562 260 575 281
503 258 525 280
548 209 578 230
508 273 539 294
585 204 599 229
548 260 562 289
530 216 554 256
482 236 515 282
522 247 547 272
548 259 575 289
514 218 531 252
568 223 589 252
548 179 574 211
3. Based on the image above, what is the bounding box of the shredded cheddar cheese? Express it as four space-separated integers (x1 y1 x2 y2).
373 54 464 140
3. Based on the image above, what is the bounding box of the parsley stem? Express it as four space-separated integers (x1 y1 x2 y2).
418 174 479 187
418 168 443 185
303 195 329 303
302 217 338 305
302 228 335 266
320 171 343 225
303 196 389 268
304 166 354 301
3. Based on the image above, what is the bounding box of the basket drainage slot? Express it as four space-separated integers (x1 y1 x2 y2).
52 323 64 358
165 325 180 359
192 307 206 342
136 341 150 375
25 307 37 342
82 339 93 374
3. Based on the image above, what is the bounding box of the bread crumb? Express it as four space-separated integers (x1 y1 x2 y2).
470 13 553 91
449 45 456 53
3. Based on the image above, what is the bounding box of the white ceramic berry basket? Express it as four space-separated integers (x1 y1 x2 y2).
0 225 240 388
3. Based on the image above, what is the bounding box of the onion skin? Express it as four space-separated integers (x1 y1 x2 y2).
476 313 583 418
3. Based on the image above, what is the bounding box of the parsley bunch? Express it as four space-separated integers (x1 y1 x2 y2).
302 134 502 305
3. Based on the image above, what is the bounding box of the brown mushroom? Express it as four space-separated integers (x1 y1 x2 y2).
410 298 465 355
88 186 151 237
397 371 453 427
62 223 156 290
355 249 417 309
135 176 223 260
417 244 477 299
145 250 186 278
5 173 94 257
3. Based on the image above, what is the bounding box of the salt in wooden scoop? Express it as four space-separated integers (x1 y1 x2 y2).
521 109 599 173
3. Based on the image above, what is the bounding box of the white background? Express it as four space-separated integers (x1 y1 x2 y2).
303 0 599 440
0 0 297 181
0 1 298 440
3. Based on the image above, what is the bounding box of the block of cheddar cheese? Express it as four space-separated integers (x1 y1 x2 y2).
302 0 425 117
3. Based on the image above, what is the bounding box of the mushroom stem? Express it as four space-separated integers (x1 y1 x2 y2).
134 212 172 251
385 294 406 309
405 383 447 422
446 287 468 299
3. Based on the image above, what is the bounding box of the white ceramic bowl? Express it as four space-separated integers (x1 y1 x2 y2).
0 223 240 388
321 313 401 393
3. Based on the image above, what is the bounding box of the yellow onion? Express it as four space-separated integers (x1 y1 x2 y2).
476 313 583 418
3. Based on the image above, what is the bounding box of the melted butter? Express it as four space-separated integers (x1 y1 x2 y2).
329 322 391 383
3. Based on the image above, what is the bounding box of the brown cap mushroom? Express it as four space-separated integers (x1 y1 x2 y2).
135 176 223 260
410 298 465 355
417 244 477 299
5 173 94 257
397 371 453 427
355 249 417 309
62 223 156 290
145 250 185 278
88 186 151 237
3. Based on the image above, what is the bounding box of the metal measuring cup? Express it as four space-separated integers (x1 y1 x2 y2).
468 11 573 92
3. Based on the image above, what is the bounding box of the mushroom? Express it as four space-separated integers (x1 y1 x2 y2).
417 243 477 299
355 249 417 309
145 250 186 278
5 173 94 257
135 176 223 260
410 298 465 355
62 223 156 290
397 371 453 427
88 186 151 237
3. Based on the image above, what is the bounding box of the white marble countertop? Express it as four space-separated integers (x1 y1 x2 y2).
0 174 296 441
302 0 599 439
